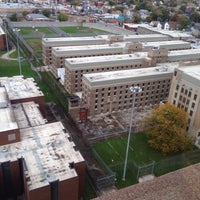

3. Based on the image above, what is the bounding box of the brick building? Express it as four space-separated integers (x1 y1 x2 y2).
0 76 86 200
0 76 45 115
42 34 169 66
0 26 6 50
64 52 152 93
80 64 175 116
51 40 190 79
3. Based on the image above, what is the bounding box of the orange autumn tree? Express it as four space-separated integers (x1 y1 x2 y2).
145 103 191 153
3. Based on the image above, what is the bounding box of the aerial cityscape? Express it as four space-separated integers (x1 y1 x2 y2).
0 0 200 199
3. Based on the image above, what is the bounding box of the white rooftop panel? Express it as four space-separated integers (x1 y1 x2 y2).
0 87 9 108
0 107 18 132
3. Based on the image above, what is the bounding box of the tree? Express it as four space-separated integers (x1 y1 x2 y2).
178 16 190 30
42 9 51 18
22 11 29 17
145 103 191 154
58 13 68 21
9 13 17 21
32 9 39 14
133 15 141 23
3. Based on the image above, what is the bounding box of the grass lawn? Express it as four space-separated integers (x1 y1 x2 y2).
92 132 199 188
19 27 55 36
25 38 42 57
0 50 7 56
60 26 109 34
9 50 18 58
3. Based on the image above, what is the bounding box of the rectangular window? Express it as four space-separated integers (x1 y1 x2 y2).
8 134 16 141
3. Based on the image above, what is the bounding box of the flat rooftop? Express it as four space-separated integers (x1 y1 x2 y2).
123 34 168 40
65 52 148 69
0 76 44 100
12 101 47 129
0 107 18 132
0 26 5 35
0 122 84 191
177 64 200 87
168 48 200 56
142 40 191 49
0 87 9 108
52 43 127 56
42 35 108 46
83 63 178 87
123 23 193 39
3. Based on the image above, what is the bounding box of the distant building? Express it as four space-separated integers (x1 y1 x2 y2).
26 13 50 21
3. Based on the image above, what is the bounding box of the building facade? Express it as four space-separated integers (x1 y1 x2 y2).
168 65 200 143
81 65 175 116
42 34 169 66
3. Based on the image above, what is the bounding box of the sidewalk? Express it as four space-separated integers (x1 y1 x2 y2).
1 48 17 60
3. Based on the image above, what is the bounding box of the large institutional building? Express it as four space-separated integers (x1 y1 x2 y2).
81 64 175 116
0 76 86 200
168 65 200 142
42 34 169 65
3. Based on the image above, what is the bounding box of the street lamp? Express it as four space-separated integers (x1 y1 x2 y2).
13 28 21 75
122 86 142 181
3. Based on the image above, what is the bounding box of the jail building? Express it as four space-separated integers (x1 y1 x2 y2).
142 40 191 51
80 64 176 116
168 64 200 143
42 34 169 65
167 48 200 63
64 52 152 93
51 42 136 76
0 122 86 200
52 40 191 78
0 76 45 115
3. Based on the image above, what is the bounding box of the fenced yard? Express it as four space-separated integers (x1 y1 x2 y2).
92 132 200 188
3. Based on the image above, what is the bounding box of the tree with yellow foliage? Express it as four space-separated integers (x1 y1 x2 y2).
145 103 191 154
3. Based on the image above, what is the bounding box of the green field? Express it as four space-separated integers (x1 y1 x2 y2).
60 26 109 35
93 132 200 188
19 27 56 36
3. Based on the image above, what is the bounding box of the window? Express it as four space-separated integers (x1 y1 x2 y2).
8 134 16 141
192 102 195 109
194 94 197 101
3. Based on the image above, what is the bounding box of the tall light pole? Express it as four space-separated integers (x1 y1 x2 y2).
13 28 21 75
122 86 142 181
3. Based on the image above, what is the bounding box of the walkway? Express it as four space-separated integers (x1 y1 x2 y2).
1 48 17 60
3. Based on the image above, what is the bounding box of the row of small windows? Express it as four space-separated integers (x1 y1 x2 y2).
73 64 143 76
